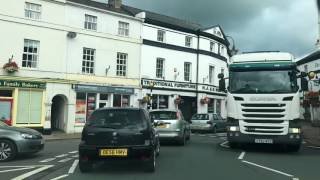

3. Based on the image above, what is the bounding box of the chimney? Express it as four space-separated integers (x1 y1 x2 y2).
108 0 122 8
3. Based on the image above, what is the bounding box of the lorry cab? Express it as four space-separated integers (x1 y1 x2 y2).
218 51 308 151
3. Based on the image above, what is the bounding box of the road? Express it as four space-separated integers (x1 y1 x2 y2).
0 133 320 180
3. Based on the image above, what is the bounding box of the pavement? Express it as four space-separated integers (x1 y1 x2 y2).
43 131 81 141
302 121 320 147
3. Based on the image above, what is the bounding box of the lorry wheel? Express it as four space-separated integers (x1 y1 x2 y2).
229 142 238 149
287 144 301 152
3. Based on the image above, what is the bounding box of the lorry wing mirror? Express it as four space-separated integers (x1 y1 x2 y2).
217 73 226 92
300 77 308 91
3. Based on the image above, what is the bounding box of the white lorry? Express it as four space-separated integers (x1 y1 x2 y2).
218 51 308 151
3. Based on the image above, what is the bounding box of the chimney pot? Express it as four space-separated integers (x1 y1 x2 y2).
108 0 122 8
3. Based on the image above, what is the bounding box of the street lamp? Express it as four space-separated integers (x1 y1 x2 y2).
226 35 239 56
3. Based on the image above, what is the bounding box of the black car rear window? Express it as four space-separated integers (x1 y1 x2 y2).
87 109 147 129
191 114 209 120
150 111 177 120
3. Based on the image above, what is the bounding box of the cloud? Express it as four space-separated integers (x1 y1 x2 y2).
120 0 318 57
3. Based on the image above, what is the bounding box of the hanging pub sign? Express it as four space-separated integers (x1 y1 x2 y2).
0 80 46 89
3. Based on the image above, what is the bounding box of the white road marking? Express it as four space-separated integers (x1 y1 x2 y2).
242 160 294 177
238 151 246 160
307 145 320 149
0 166 33 168
209 135 218 138
198 134 206 137
292 178 299 180
302 141 306 144
72 155 79 158
50 174 69 180
68 160 79 174
12 165 54 180
68 151 78 154
220 141 230 148
56 154 68 158
219 137 227 140
58 158 72 163
40 158 56 163
0 167 34 173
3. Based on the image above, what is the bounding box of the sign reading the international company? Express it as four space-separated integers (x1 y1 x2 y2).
75 84 134 94
141 79 197 91
0 80 46 89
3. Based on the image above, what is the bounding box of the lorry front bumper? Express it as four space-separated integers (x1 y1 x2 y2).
227 132 302 145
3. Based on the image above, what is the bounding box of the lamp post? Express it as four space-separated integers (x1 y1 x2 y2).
226 35 239 56
149 81 155 110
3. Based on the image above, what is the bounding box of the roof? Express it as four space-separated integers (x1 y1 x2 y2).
66 0 229 46
66 0 133 16
296 49 320 65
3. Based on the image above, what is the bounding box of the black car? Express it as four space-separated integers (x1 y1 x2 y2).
79 108 160 172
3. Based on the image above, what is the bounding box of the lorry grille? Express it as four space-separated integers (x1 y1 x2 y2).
241 103 286 120
240 120 288 135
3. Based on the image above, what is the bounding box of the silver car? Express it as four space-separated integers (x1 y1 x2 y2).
0 121 44 162
149 109 191 145
190 113 226 133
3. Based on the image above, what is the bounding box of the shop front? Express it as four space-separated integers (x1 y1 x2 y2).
0 79 46 129
198 84 226 117
74 84 135 126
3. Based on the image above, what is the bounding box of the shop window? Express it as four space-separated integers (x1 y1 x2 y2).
16 90 43 124
113 94 130 107
86 93 96 120
208 98 215 113
148 94 169 109
99 93 109 108
0 90 13 97
216 99 221 115
0 99 12 125
75 93 86 124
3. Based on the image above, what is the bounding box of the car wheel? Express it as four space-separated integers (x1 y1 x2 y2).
156 140 160 157
212 126 217 134
145 150 156 172
0 139 17 162
79 158 93 173
229 142 238 149
179 133 186 146
186 131 191 141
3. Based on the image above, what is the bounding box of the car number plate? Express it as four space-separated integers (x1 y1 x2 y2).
99 149 128 157
157 124 167 128
254 139 273 144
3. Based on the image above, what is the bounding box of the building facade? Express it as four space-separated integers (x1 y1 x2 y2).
124 7 229 120
0 0 230 133
0 0 144 133
296 50 320 123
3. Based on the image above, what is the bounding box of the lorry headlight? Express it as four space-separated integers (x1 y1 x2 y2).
289 128 300 134
229 126 240 132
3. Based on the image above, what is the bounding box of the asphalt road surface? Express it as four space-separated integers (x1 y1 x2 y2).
1 133 320 180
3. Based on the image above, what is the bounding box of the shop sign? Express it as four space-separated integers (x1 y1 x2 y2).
0 80 46 89
199 84 218 93
75 84 134 94
141 79 196 91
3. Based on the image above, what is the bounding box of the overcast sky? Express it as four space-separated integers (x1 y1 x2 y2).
118 0 319 58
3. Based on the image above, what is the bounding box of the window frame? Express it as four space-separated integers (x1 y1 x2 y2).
25 2 41 20
209 65 215 84
82 47 95 74
210 41 215 52
116 52 128 77
184 62 192 81
156 58 165 79
22 39 40 69
118 21 129 37
84 14 97 31
157 30 165 42
185 36 192 47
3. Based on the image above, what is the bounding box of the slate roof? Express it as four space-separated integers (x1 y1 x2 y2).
66 0 229 46
296 50 320 65
66 0 133 16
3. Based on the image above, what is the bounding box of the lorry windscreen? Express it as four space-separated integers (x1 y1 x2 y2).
229 70 298 94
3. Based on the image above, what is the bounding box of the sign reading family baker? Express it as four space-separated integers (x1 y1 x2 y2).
0 80 46 89
141 79 197 91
